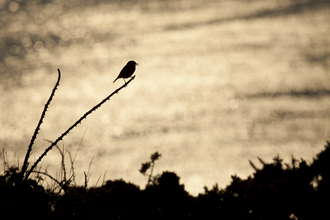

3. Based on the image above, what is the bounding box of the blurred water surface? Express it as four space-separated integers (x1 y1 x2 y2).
1 0 330 195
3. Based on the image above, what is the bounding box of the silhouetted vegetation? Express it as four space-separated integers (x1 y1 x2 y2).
1 142 330 219
0 67 137 218
0 167 53 219
1 0 329 218
139 151 161 187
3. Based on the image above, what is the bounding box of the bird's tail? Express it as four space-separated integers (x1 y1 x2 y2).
113 77 118 83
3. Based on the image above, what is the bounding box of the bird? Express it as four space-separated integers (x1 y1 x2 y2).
113 60 138 83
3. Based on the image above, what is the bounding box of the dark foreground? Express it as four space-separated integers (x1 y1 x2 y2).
1 141 329 220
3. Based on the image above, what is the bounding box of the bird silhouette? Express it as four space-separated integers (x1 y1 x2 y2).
113 60 138 83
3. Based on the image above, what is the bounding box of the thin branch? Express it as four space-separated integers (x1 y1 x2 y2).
32 170 62 186
147 161 155 187
21 69 61 179
249 160 259 171
44 139 67 182
94 175 101 188
58 143 67 182
87 156 94 179
51 173 74 197
84 171 88 189
24 75 136 181
65 129 87 185
66 150 77 186
73 128 88 163
85 156 94 186
257 157 266 166
2 149 8 174
56 173 74 194
102 170 107 186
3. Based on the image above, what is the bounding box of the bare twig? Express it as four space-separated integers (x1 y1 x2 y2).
84 171 88 189
139 152 162 187
73 128 88 163
67 129 87 185
32 170 62 186
24 75 136 181
44 139 67 183
21 69 61 180
102 170 107 186
2 149 8 174
147 162 155 187
66 150 76 186
94 175 101 188
86 156 94 183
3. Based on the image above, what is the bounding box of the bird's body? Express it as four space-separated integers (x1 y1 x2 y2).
113 60 138 83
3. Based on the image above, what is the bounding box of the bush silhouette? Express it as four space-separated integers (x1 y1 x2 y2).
0 167 52 219
194 141 330 220
1 141 329 219
142 171 193 220
53 179 142 219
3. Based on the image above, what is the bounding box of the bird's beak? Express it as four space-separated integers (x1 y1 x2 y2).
136 63 139 66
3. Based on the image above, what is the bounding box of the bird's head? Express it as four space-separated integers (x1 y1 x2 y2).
127 60 138 66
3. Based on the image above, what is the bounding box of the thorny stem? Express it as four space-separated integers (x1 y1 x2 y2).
20 69 61 181
147 162 155 187
24 75 136 181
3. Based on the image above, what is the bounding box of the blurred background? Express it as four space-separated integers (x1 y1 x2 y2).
0 0 329 195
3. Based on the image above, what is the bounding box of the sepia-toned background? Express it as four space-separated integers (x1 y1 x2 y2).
1 0 329 195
